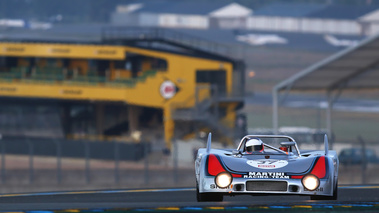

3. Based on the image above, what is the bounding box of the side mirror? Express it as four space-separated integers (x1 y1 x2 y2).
232 150 241 155
280 141 296 147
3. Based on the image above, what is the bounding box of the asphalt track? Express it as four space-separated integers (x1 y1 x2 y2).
0 186 379 212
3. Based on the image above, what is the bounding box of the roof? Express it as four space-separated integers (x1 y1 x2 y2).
275 33 379 92
253 3 327 17
125 0 232 15
0 23 365 52
359 9 379 22
253 3 379 20
172 29 364 52
307 5 379 20
209 3 252 17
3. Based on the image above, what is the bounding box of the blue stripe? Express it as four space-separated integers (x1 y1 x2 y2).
226 206 248 210
82 209 106 212
339 185 379 189
269 206 292 209
181 207 203 210
12 201 379 213
26 211 54 213
311 205 334 208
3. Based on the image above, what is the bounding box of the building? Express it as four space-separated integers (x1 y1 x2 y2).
111 1 252 29
111 1 379 36
0 26 245 148
248 3 379 36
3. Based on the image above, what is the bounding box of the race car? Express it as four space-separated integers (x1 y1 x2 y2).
195 133 339 202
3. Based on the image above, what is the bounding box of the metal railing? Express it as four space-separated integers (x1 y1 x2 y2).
0 67 159 88
0 135 191 192
171 84 245 119
102 26 244 60
170 84 244 141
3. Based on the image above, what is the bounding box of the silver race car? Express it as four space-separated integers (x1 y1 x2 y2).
195 133 339 202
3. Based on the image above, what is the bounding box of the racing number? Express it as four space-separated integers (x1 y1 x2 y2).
257 160 275 165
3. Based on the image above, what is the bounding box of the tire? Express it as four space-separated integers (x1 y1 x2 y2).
196 181 223 202
331 180 338 200
310 180 338 200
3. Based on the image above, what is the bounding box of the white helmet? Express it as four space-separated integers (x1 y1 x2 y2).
245 138 264 153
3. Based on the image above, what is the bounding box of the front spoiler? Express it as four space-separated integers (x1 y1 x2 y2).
199 177 333 197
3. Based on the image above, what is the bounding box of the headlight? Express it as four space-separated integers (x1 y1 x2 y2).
215 172 233 188
302 174 320 191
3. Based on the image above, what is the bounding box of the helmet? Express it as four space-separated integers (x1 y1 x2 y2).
245 138 264 153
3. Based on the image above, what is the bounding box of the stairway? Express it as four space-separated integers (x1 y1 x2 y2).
171 92 235 140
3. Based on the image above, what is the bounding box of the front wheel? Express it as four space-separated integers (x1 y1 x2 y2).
196 181 223 202
310 180 338 200
331 180 338 200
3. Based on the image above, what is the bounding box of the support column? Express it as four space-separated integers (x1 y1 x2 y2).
326 92 333 149
119 106 129 124
128 105 140 133
61 104 71 138
95 103 105 137
163 105 174 149
272 89 279 134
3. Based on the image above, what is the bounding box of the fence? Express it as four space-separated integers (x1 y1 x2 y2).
0 136 194 193
101 26 247 60
0 134 377 194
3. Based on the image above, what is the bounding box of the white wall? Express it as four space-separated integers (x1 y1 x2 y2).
140 13 160 26
366 23 379 35
301 18 361 35
247 16 362 35
111 9 374 35
110 13 140 26
158 14 209 29
247 16 300 31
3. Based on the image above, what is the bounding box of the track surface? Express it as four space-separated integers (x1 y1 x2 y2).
0 186 378 211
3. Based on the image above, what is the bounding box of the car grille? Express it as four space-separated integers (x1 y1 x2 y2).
246 181 287 192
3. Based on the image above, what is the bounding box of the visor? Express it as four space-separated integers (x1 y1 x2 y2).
246 145 263 152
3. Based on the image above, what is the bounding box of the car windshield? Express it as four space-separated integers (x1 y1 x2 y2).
240 137 297 155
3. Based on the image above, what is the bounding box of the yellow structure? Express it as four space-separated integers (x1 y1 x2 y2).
0 35 244 147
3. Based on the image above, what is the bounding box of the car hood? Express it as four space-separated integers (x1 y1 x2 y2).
220 154 317 174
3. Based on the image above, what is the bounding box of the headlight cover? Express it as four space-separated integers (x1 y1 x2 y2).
215 172 233 188
302 174 320 191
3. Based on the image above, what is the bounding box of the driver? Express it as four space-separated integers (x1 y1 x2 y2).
245 138 264 154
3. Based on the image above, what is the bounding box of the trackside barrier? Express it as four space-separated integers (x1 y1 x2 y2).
0 136 191 192
1 136 5 184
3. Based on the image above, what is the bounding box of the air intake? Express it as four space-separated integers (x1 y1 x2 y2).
246 181 287 192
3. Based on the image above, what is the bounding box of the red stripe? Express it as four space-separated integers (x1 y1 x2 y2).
311 156 326 178
207 154 226 176
291 175 303 179
207 154 242 177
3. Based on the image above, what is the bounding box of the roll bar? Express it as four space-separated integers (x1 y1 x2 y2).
237 135 301 156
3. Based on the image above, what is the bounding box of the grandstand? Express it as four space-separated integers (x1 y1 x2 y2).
0 27 245 148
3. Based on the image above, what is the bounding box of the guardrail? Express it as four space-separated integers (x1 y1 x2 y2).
0 67 158 88
0 135 189 189
102 26 244 60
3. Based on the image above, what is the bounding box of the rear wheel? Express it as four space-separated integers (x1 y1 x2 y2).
196 181 223 202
